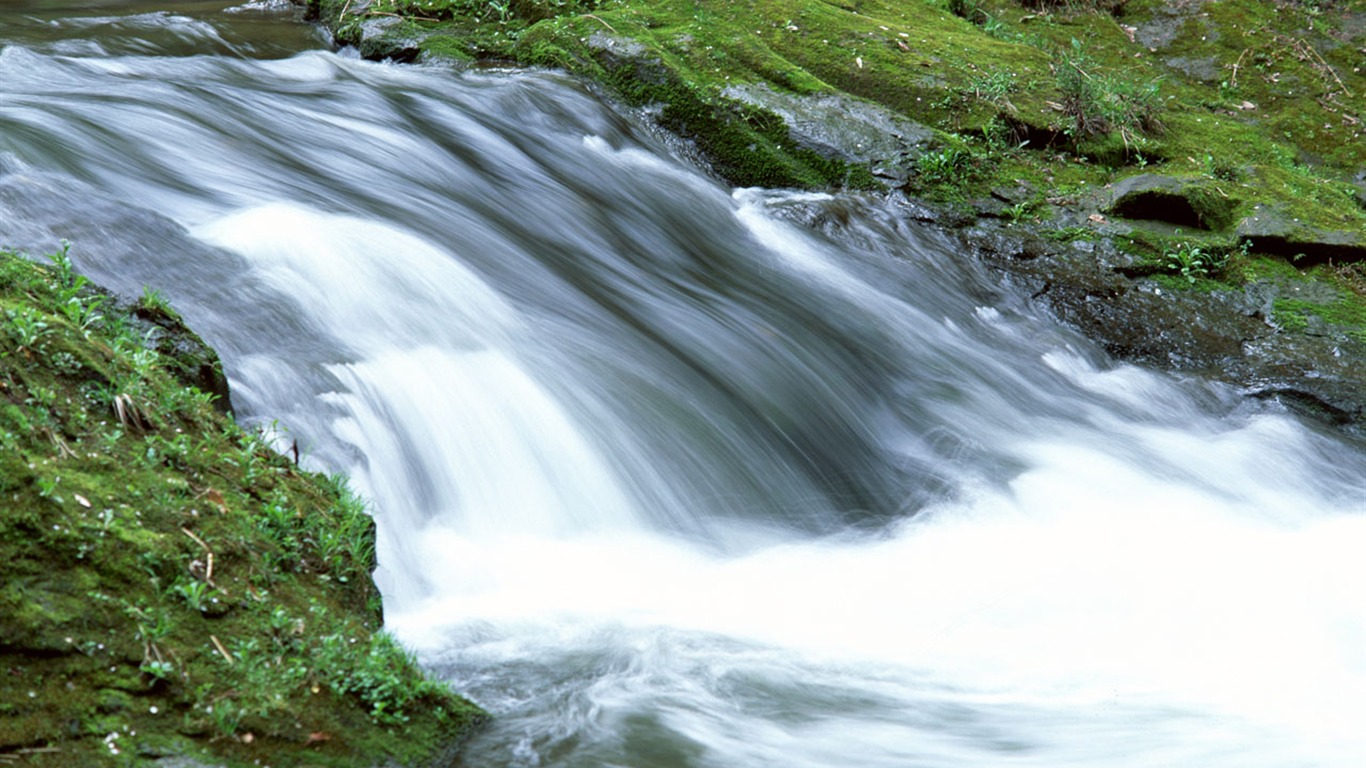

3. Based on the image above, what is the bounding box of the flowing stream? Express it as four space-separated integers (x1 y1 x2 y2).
2 3 1364 766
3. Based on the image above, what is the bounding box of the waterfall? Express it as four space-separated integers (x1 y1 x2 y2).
1 7 1362 765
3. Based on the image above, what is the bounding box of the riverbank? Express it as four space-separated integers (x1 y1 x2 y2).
0 246 484 765
298 0 1366 428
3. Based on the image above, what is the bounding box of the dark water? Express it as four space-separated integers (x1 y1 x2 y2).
1 4 1363 766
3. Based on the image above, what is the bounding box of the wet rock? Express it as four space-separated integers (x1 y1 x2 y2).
970 197 1009 218
352 15 424 62
1236 204 1366 263
587 31 670 89
1131 0 1210 50
991 184 1033 205
587 30 649 61
724 83 933 186
960 217 1365 431
1106 173 1237 230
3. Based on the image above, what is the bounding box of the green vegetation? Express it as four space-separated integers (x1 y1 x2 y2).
1236 253 1366 343
0 246 483 765
1054 37 1163 145
1164 240 1228 284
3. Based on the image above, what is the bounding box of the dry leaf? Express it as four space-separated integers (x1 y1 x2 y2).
74 494 91 508
205 488 227 513
1088 213 1107 223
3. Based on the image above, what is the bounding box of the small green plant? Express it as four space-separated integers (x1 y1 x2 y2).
46 241 87 297
6 307 50 348
141 659 176 681
1044 226 1098 243
967 70 1019 109
487 0 512 22
207 698 243 737
1002 200 1038 222
59 294 106 334
1199 152 1240 182
50 351 82 375
1165 242 1227 283
138 285 176 317
35 475 62 503
981 13 1009 38
317 478 376 583
916 146 974 186
171 578 212 612
318 630 452 724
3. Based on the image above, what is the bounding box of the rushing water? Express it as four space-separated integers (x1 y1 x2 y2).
2 4 1364 766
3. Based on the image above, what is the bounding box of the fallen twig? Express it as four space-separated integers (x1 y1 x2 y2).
367 10 440 22
584 14 616 33
210 635 234 666
181 526 211 554
1229 48 1249 89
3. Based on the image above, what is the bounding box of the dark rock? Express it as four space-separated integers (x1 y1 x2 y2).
991 184 1032 205
958 215 1366 431
970 197 1009 218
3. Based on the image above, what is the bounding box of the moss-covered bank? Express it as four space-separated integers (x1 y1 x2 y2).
296 0 1366 426
0 245 484 765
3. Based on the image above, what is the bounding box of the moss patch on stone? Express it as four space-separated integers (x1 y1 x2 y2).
0 246 484 766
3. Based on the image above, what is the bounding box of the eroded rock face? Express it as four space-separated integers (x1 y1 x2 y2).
1237 204 1366 264
1106 174 1237 230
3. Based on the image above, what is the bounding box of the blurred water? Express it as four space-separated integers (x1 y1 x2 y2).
1 6 1363 766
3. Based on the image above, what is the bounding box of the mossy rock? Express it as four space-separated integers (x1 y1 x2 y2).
0 248 485 766
1236 204 1366 264
1105 173 1239 230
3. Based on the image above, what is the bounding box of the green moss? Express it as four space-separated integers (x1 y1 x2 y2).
1042 225 1098 243
1272 295 1366 344
0 247 484 766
